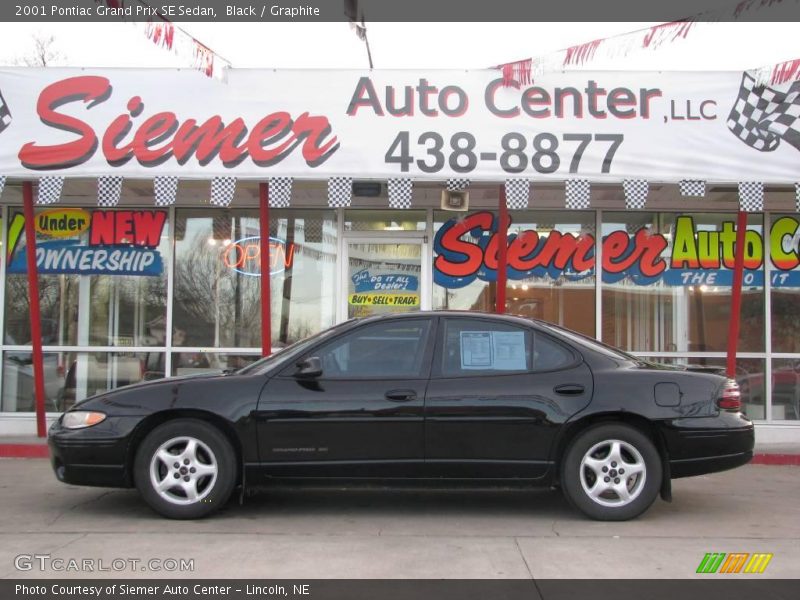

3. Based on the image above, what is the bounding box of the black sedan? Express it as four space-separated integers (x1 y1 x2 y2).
48 312 754 521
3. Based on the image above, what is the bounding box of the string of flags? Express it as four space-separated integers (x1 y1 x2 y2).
98 1 231 80
565 179 591 210
0 175 798 214
494 1 789 87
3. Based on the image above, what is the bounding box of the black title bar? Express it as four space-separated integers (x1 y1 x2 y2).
3 0 800 22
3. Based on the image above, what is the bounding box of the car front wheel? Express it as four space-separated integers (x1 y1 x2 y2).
561 423 662 521
134 419 236 519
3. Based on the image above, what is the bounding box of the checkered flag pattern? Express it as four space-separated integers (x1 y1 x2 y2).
328 177 353 208
97 176 123 207
0 89 10 135
388 178 413 209
210 176 236 207
565 179 590 210
727 73 800 153
738 181 764 212
796 183 800 213
623 179 649 210
446 178 470 191
269 177 293 208
36 176 64 205
154 176 179 207
504 179 530 210
0 176 5 200
679 180 706 197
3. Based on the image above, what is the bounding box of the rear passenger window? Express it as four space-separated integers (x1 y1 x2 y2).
532 333 575 371
441 319 532 377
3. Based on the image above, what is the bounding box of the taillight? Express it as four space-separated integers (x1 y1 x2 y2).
717 379 741 411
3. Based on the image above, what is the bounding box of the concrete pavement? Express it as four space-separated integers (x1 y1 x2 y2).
0 460 797 579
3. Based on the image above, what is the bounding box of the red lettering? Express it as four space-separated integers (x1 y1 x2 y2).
20 76 340 171
507 231 540 270
89 210 167 247
132 112 179 165
602 231 630 273
248 113 295 164
132 211 167 247
294 112 340 166
433 213 492 278
19 76 110 169
632 230 668 276
116 211 134 243
89 211 115 246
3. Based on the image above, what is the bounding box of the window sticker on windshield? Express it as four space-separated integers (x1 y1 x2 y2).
460 331 492 368
459 330 526 371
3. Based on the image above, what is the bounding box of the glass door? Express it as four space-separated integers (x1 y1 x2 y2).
343 238 428 319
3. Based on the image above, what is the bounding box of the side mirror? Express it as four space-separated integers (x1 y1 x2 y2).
295 356 322 378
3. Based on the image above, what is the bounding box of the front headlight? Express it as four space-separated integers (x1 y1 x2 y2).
62 411 107 429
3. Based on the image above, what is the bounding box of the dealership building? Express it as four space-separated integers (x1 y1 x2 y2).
0 67 798 442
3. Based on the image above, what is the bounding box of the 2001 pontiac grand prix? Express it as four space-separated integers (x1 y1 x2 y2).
48 312 754 520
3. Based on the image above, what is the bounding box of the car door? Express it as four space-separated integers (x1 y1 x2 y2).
425 317 593 479
254 317 436 479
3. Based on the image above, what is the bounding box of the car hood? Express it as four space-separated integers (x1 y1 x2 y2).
71 370 229 410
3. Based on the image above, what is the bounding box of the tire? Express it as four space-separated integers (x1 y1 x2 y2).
560 423 662 521
133 419 237 519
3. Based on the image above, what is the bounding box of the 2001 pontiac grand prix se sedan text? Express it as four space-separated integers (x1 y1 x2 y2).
48 312 754 521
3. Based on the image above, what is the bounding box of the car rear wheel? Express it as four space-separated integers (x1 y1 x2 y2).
561 423 662 521
134 419 236 519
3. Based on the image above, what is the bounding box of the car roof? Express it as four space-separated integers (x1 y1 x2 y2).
354 310 545 329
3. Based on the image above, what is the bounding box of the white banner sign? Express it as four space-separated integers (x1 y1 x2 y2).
0 67 799 182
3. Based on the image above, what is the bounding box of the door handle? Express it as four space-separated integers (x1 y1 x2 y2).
385 389 417 402
554 384 585 395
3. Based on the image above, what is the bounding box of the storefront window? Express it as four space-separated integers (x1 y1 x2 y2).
1 350 163 413
432 210 497 312
505 210 595 336
769 214 800 353
4 207 168 347
174 209 262 348
770 359 800 421
269 209 338 347
601 212 765 353
170 352 261 376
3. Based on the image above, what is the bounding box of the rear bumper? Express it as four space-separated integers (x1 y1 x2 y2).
669 450 753 478
658 412 755 478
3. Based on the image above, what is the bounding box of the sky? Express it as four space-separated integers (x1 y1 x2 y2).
0 21 797 72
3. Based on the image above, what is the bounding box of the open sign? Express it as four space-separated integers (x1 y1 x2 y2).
222 236 295 277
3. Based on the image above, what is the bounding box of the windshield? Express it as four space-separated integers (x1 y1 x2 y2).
236 320 356 375
536 321 639 362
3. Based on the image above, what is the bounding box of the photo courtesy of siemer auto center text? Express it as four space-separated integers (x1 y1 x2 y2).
0 1 798 599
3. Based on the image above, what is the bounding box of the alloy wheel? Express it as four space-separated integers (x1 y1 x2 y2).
579 438 647 507
149 436 218 505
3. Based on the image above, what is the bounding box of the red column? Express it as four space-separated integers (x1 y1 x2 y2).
259 183 272 357
496 185 509 314
22 182 48 437
726 210 749 379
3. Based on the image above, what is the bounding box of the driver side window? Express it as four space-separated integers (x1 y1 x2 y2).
313 320 431 379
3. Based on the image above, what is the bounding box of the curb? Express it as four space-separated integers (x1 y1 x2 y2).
0 444 49 458
751 453 800 466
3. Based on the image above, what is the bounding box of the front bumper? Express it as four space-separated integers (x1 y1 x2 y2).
48 416 141 488
659 412 755 478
